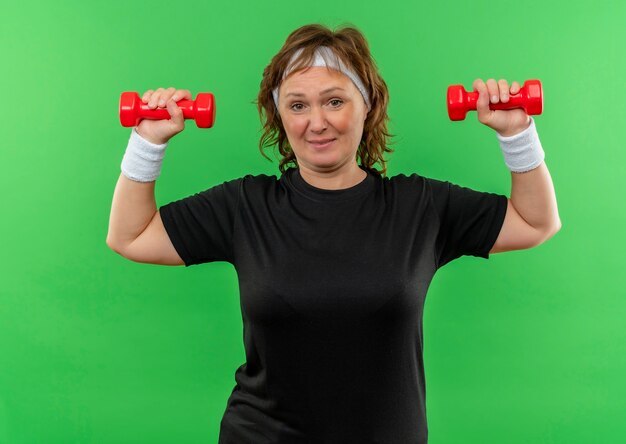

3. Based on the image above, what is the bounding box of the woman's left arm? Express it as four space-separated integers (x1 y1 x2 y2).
510 160 561 234
472 78 562 253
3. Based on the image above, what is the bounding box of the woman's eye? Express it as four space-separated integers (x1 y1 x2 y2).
290 99 343 111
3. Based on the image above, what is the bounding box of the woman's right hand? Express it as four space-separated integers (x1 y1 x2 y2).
135 87 193 145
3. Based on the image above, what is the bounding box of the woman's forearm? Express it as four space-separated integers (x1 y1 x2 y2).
509 161 561 234
106 173 157 251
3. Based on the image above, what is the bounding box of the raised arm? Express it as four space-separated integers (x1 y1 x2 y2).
490 161 561 254
106 173 183 265
106 87 192 265
471 78 561 254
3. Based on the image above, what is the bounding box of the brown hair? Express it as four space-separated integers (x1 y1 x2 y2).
255 23 396 177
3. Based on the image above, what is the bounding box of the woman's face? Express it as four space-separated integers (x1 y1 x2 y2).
277 66 368 174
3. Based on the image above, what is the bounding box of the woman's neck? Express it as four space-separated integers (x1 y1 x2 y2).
297 163 367 190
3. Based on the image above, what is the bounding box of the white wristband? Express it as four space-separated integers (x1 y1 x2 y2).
121 128 169 182
496 117 545 173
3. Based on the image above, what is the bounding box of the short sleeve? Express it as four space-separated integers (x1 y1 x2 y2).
426 177 508 269
158 177 243 267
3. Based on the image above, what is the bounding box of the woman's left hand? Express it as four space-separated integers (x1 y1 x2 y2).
472 78 531 137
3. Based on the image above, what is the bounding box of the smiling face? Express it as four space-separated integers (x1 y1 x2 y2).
277 66 368 177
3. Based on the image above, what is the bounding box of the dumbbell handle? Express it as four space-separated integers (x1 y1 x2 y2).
447 79 543 121
119 92 216 128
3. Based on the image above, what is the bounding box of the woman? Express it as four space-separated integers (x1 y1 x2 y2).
107 23 561 444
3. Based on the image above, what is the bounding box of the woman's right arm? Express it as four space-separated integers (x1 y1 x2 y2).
106 174 183 265
106 87 192 265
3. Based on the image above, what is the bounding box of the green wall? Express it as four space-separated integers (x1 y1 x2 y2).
1 0 624 443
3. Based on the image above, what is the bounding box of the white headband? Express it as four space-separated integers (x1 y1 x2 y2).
272 46 371 113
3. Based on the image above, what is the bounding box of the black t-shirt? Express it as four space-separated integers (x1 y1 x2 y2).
159 166 508 443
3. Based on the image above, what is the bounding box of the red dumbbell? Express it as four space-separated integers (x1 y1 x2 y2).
447 79 543 121
119 91 216 128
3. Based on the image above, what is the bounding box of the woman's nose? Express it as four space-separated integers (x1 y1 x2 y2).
308 106 328 131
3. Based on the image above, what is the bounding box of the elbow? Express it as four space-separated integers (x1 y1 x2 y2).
552 216 563 235
106 236 126 256
540 218 562 244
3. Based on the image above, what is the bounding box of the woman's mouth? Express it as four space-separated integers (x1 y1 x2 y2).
309 138 336 148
